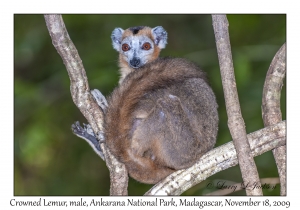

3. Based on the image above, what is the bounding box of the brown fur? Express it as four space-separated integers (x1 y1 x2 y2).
104 57 218 184
122 26 153 39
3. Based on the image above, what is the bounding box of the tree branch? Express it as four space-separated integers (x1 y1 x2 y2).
145 121 286 195
44 14 128 195
262 43 286 195
211 14 263 195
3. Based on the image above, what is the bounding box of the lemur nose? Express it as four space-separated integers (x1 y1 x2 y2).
130 58 141 68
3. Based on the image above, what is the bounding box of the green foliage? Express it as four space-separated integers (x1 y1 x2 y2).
14 14 286 195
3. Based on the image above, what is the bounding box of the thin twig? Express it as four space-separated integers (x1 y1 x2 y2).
211 14 263 195
262 43 286 195
44 14 128 195
145 121 286 195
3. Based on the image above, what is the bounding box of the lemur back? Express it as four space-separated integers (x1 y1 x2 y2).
104 26 219 184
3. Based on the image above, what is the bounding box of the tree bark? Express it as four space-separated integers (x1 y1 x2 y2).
262 43 286 195
44 14 128 195
212 14 262 195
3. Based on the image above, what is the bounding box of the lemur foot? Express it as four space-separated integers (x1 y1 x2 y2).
91 89 108 111
71 121 105 160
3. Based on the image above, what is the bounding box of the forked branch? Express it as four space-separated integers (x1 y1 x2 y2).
44 14 128 195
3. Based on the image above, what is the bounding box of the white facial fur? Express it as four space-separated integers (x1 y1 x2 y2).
120 35 155 68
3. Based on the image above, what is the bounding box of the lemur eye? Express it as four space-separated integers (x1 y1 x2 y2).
122 44 130 52
142 42 151 50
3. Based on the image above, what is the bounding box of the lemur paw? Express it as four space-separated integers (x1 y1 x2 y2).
91 89 108 111
71 121 105 161
71 121 94 139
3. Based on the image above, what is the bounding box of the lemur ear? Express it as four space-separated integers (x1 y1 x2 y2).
151 26 168 49
111 28 124 52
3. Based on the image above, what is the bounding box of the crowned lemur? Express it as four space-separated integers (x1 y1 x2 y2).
72 26 219 184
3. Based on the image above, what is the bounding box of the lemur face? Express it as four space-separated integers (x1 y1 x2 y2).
111 26 168 69
119 35 155 68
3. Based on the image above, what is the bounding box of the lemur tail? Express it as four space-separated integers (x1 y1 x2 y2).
104 57 207 160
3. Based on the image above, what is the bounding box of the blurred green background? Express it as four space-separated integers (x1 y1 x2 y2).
14 14 286 196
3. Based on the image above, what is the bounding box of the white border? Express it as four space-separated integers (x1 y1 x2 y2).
2 0 299 209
